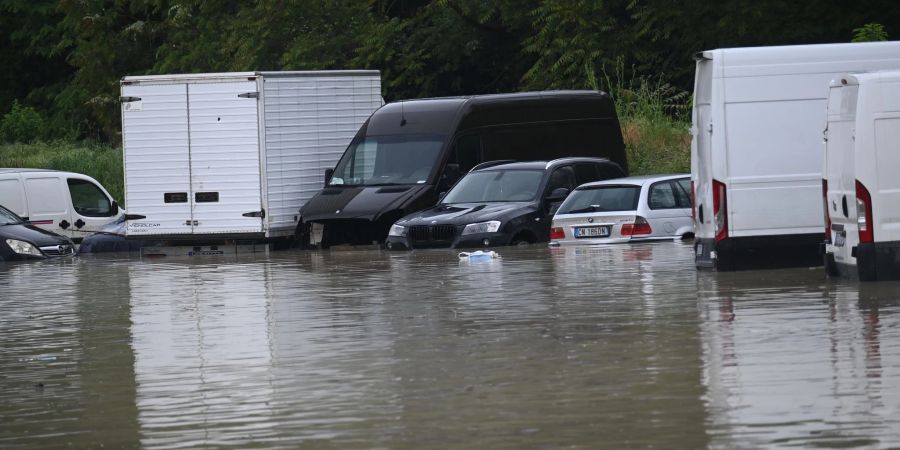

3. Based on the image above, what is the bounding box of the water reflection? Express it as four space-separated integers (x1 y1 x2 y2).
1 244 900 448
699 269 900 448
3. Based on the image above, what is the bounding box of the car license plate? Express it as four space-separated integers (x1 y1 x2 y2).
834 231 846 247
574 226 610 238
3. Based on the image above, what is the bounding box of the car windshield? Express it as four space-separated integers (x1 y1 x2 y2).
0 206 23 225
442 170 544 204
329 134 446 186
556 185 641 214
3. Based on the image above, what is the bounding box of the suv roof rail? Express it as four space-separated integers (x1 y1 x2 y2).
470 160 517 172
545 157 612 169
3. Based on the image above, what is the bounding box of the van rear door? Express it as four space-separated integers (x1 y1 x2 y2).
824 83 858 263
122 83 193 236
691 56 714 239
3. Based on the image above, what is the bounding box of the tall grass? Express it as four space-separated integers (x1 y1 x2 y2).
0 141 124 204
599 63 692 175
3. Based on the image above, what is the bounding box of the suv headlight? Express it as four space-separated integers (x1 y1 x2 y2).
462 220 501 235
6 239 43 256
388 224 407 237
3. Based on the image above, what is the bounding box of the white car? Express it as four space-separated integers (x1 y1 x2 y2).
550 174 693 245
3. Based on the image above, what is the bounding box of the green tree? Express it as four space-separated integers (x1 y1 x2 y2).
852 23 889 42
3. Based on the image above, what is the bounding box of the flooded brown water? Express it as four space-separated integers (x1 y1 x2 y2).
1 241 900 449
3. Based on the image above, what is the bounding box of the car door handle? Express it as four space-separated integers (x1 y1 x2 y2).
75 219 85 229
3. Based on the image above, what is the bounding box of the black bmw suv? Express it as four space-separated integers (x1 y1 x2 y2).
385 158 626 249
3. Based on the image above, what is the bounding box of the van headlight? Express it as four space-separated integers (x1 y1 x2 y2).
388 224 407 237
6 239 43 256
462 220 501 235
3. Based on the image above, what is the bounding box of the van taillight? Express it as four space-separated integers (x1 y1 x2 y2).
550 227 565 240
713 179 727 242
621 216 652 236
690 180 696 225
856 180 873 243
822 179 831 243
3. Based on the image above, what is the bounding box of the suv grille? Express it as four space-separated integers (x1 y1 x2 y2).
40 244 75 256
409 225 456 247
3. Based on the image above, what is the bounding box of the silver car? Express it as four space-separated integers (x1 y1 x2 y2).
549 174 693 245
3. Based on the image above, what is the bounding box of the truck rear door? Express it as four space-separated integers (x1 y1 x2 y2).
187 81 263 235
122 83 193 236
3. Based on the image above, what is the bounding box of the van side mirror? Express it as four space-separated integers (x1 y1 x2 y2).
324 168 334 185
547 187 570 203
111 201 119 215
442 163 461 185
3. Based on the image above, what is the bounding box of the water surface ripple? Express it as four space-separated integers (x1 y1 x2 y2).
1 242 899 448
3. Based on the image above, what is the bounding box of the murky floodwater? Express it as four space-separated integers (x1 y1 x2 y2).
1 242 899 449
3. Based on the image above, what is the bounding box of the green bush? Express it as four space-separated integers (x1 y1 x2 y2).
1 101 45 143
598 62 692 175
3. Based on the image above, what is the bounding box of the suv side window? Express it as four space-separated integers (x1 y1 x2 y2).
545 166 576 196
648 181 678 210
573 163 599 185
596 163 626 181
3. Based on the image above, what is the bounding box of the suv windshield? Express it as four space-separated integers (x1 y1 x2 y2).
557 185 641 214
329 134 446 186
442 170 544 204
0 206 23 225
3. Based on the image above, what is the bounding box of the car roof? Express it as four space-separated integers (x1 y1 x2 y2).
0 168 64 174
472 157 615 172
576 173 689 188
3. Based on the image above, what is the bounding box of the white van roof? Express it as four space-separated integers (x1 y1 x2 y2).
696 41 900 78
0 168 65 174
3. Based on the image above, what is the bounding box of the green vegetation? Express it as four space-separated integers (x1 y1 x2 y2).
1 1 893 183
0 142 124 203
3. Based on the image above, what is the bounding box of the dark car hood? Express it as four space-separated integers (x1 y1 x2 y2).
398 202 533 226
301 184 431 222
1 223 71 246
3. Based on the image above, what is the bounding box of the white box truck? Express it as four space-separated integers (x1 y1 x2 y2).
691 42 900 271
121 70 382 241
823 70 900 281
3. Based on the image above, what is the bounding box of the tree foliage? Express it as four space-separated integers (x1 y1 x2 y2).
1 0 898 143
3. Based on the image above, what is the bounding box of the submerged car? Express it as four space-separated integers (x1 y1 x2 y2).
0 204 76 261
385 158 626 249
549 174 693 245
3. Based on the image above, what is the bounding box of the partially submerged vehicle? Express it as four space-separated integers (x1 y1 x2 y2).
550 174 692 245
298 91 628 248
385 158 625 250
823 70 900 281
0 169 122 242
120 71 382 242
0 204 76 261
691 41 900 271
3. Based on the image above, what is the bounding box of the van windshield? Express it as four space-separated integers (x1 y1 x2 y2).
557 185 641 214
0 206 23 225
442 170 544 204
329 134 446 186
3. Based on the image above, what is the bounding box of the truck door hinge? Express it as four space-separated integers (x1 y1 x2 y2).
242 209 265 218
706 123 713 133
238 92 259 99
120 96 142 103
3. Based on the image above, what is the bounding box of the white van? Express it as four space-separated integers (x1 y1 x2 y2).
0 169 123 241
691 41 900 271
823 71 900 281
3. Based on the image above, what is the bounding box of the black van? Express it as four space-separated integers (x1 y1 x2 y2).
297 91 627 247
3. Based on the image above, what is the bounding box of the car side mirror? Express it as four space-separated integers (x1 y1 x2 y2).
324 168 334 185
111 201 119 215
547 187 570 203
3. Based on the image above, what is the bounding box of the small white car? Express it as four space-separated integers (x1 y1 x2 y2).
550 174 693 245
